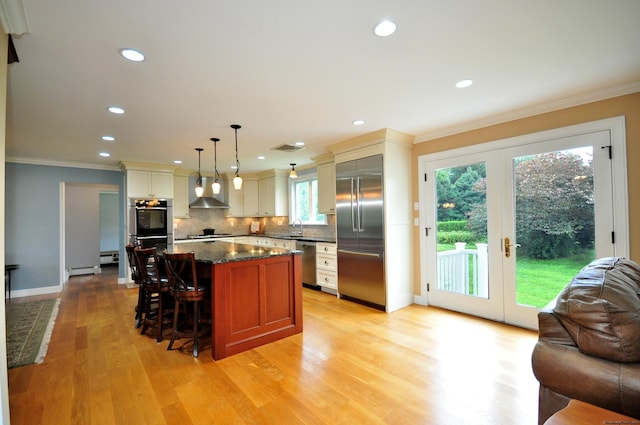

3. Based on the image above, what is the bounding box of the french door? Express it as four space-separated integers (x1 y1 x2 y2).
420 118 628 329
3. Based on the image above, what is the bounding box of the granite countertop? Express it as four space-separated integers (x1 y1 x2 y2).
262 234 337 243
174 234 336 244
165 240 301 264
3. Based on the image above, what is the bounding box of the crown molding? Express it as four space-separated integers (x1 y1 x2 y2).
415 82 640 143
0 0 30 35
6 156 121 171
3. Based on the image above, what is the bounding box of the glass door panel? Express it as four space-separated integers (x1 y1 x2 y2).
435 162 488 299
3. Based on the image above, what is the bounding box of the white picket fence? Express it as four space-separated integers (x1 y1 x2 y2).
437 242 488 297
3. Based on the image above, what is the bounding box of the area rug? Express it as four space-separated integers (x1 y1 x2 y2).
5 298 60 369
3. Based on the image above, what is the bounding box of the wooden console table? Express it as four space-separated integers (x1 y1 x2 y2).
545 399 639 425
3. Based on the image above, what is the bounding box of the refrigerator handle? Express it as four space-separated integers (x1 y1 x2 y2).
356 176 363 232
338 249 382 258
350 178 358 233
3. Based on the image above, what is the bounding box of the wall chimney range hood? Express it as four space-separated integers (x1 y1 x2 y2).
189 176 229 209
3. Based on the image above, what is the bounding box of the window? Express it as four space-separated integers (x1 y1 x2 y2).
289 172 326 224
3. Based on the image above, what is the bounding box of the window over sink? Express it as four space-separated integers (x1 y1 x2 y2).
289 169 327 225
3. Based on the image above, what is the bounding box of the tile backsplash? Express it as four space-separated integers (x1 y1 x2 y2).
174 208 336 240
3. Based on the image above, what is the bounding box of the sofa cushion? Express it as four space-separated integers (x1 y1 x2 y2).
553 257 640 362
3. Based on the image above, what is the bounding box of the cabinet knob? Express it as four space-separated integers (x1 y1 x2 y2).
324 277 329 282
324 247 329 251
324 260 329 265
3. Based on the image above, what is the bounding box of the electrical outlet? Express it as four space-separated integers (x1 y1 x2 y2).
277 220 283 226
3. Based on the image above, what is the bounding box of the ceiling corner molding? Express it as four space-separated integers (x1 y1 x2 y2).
415 82 640 144
0 0 30 35
5 156 122 171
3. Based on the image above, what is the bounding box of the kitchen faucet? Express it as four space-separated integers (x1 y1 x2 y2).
292 219 303 236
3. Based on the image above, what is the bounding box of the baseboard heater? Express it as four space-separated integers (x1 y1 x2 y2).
68 265 100 276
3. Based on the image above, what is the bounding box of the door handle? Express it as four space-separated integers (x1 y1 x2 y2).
504 237 521 258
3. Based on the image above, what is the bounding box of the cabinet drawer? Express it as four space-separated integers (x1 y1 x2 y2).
317 269 337 289
316 242 336 255
317 254 337 270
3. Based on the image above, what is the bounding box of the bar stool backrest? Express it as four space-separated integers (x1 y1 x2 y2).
163 252 201 295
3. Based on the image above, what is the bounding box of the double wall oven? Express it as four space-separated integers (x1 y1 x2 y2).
129 199 173 251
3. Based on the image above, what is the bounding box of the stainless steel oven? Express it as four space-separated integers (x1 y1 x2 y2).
129 199 173 250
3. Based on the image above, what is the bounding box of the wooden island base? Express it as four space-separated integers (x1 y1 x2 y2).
206 253 302 360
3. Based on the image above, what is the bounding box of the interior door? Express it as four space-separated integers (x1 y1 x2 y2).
421 125 624 329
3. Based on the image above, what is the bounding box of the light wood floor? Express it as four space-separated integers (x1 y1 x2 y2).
8 267 540 424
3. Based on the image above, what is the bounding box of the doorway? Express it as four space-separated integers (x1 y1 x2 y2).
419 117 628 329
61 183 119 282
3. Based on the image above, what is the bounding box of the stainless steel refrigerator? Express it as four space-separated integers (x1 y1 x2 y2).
336 154 385 310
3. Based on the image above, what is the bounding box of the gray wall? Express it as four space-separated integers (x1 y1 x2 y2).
100 192 119 252
5 162 125 291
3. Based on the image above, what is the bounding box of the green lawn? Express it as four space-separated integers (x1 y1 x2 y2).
516 250 594 308
437 243 594 308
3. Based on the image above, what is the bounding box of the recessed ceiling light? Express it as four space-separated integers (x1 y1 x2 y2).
120 48 145 62
101 135 115 142
173 160 182 164
99 152 110 157
455 79 473 88
374 20 397 37
352 119 365 126
294 141 305 146
257 156 265 160
107 106 125 114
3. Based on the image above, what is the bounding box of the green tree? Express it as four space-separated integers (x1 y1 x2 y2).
514 152 593 259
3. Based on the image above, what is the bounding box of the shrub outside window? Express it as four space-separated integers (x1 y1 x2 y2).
289 173 326 224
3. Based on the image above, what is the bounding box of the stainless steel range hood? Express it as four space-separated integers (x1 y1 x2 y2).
189 176 229 209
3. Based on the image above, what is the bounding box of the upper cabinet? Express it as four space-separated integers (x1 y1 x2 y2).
317 161 336 214
172 172 190 218
120 162 175 199
224 170 288 217
258 170 288 216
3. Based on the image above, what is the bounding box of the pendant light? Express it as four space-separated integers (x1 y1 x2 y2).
195 148 204 197
210 137 221 194
289 163 298 179
231 124 243 190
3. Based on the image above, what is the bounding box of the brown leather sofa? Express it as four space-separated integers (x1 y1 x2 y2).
531 257 640 424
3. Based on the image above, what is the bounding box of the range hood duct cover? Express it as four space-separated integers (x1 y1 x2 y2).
189 176 229 209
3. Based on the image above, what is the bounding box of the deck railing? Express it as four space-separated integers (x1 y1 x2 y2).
437 243 488 298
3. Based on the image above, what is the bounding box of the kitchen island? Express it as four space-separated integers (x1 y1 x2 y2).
165 240 303 360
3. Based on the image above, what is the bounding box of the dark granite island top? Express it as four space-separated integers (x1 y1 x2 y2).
165 240 303 360
165 240 301 263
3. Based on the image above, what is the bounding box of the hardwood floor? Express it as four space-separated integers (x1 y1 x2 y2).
8 267 540 424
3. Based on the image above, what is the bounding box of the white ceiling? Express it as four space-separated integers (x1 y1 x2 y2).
5 0 640 175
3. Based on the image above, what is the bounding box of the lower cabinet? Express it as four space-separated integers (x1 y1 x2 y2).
316 242 337 290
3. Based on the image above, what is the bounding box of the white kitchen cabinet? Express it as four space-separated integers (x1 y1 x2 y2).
316 242 337 290
126 170 173 199
173 175 190 218
243 179 260 216
269 238 296 250
258 172 288 216
225 171 287 217
224 176 259 217
317 161 336 214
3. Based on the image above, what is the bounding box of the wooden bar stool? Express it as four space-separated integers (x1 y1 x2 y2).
163 251 211 357
125 244 145 328
134 247 171 342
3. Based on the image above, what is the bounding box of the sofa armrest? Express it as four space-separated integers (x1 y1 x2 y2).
532 340 640 420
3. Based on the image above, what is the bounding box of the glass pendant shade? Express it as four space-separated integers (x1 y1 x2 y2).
212 181 221 194
194 147 204 197
289 163 297 178
210 138 222 195
233 175 243 190
231 124 242 190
